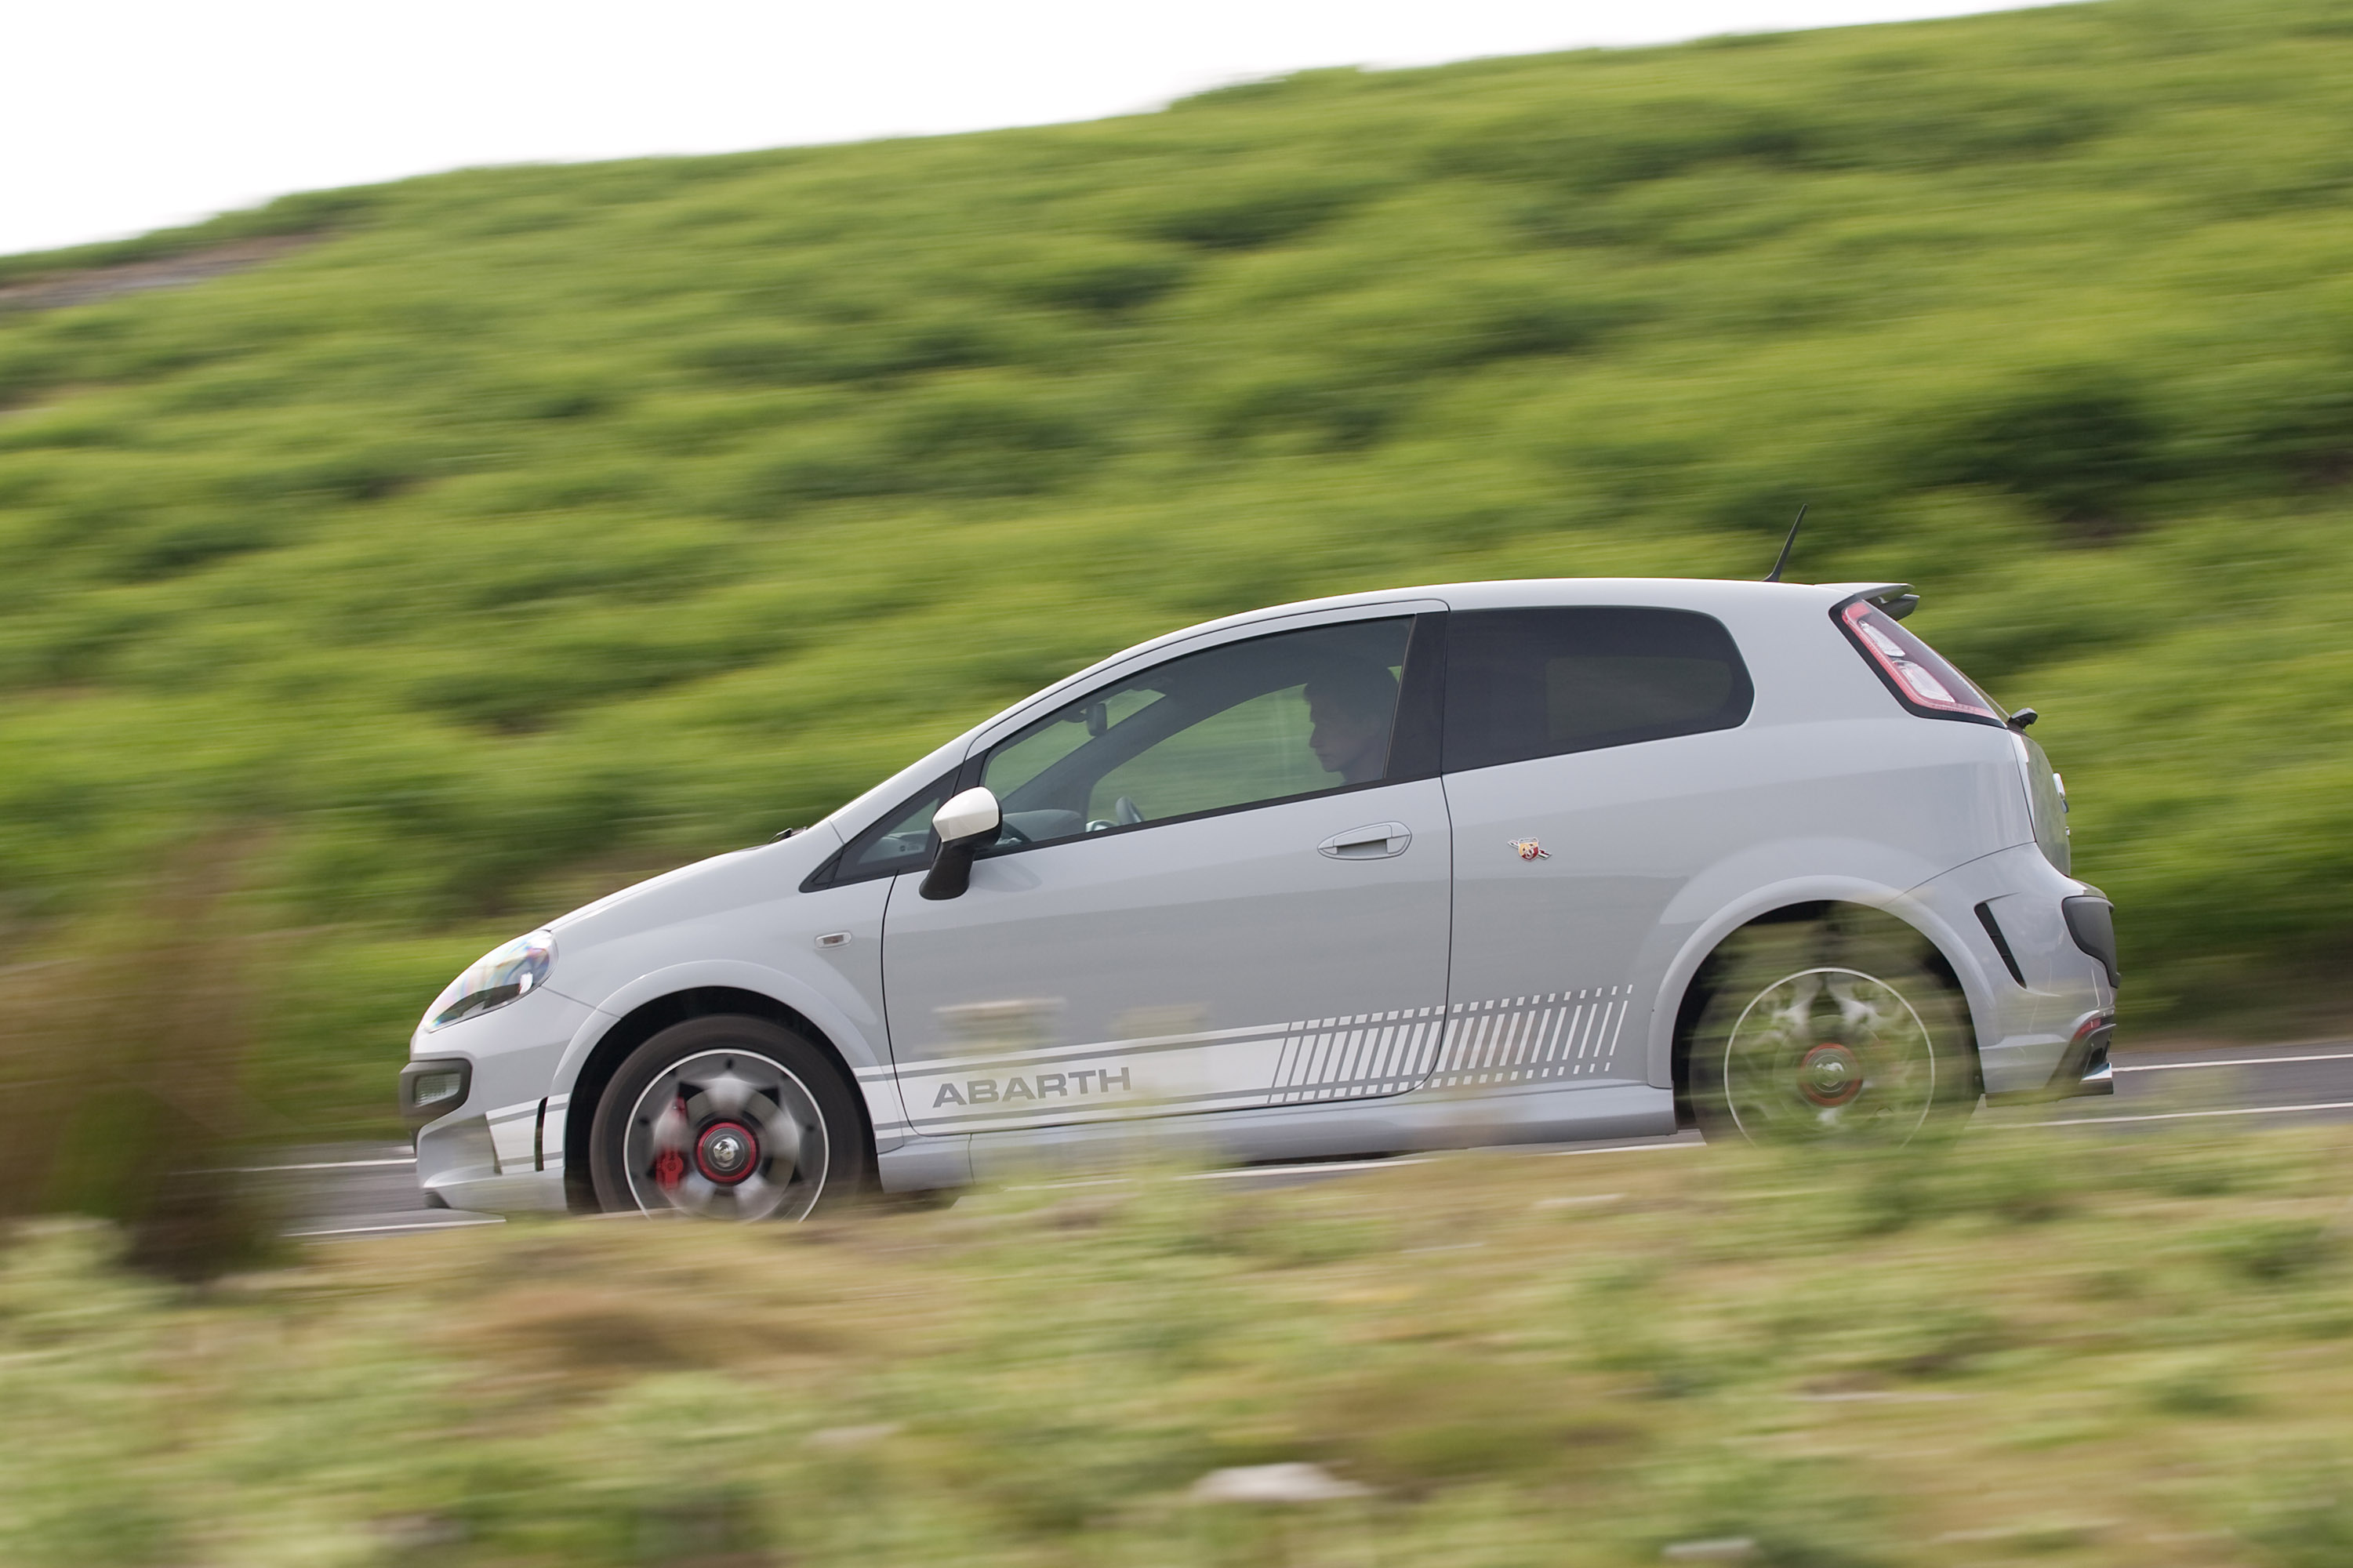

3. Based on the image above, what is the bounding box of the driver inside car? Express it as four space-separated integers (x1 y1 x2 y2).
1304 659 1399 786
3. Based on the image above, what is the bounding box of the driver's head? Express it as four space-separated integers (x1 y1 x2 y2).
1305 659 1399 785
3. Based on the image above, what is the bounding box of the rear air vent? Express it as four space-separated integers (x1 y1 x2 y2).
1975 901 2026 987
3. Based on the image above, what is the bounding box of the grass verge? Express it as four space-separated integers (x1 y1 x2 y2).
4 1123 2350 1565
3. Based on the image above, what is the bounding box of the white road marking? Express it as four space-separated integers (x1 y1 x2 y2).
271 1047 2351 1238
1542 1140 1701 1157
1181 1156 1434 1181
2117 1051 2353 1073
287 1216 503 1238
1003 1177 1138 1192
228 1156 416 1173
2038 1099 2353 1127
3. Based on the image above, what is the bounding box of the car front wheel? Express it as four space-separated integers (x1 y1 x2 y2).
1688 909 1975 1145
588 1015 868 1220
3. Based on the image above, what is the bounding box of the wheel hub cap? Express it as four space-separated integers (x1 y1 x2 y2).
695 1120 757 1185
623 1051 826 1221
1797 1042 1863 1107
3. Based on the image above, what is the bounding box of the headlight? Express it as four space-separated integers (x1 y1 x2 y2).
423 929 557 1032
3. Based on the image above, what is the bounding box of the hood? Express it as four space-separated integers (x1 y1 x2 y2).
547 822 845 940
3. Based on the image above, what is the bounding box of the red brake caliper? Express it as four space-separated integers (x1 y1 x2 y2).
652 1096 690 1190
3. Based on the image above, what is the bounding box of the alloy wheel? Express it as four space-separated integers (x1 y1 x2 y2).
1719 965 1940 1144
619 1048 830 1220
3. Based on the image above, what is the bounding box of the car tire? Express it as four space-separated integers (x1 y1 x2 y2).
1687 909 1976 1146
588 1015 870 1220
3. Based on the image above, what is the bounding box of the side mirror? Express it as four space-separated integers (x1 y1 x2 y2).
920 786 1002 901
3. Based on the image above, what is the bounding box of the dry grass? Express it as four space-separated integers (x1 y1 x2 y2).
5 1123 2353 1564
0 837 276 1276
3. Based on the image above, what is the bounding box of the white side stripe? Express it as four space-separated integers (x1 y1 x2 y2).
879 987 1639 1133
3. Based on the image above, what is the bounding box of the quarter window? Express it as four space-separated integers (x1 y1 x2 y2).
1442 607 1752 773
831 772 955 883
980 617 1418 850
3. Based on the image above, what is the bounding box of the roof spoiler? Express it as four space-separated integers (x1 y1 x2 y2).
1825 583 1920 621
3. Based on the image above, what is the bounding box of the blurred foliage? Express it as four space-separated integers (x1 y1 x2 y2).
4 1127 2352 1563
5 0 2353 1131
0 837 277 1277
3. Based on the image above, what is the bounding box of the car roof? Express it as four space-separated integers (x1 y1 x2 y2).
1017 576 1919 731
1106 576 1907 662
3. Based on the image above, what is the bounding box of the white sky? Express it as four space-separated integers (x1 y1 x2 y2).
3 0 2069 259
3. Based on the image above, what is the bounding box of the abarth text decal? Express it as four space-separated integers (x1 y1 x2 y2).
863 987 1634 1137
932 1065 1134 1107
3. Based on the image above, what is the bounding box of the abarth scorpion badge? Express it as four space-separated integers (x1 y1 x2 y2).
1509 839 1549 862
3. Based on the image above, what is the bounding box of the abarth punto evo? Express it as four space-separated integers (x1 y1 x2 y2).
402 579 2119 1220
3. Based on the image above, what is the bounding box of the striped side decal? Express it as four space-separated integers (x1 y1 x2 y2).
1425 987 1632 1089
873 987 1635 1134
486 1099 540 1174
1268 1007 1447 1104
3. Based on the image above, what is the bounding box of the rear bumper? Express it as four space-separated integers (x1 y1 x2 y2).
1906 844 2115 1098
1988 1009 2114 1102
2059 1013 2115 1098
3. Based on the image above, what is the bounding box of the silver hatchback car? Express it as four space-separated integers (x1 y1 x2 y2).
403 579 2118 1220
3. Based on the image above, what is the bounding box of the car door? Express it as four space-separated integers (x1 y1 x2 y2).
1428 604 1756 1092
880 610 1453 1137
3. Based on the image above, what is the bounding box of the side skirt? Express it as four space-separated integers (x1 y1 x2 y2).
959 1081 1674 1185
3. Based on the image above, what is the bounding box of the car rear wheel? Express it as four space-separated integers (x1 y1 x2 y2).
589 1016 868 1220
1688 909 1974 1145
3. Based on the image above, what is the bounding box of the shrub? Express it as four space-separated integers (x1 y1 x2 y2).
1915 371 2171 539
0 837 276 1279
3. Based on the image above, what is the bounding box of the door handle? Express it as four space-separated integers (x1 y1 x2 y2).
1317 822 1411 859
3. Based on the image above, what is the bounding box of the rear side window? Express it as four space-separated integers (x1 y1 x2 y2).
1443 607 1754 773
1836 601 2005 725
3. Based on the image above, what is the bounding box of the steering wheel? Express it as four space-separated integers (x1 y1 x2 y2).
1113 796 1144 826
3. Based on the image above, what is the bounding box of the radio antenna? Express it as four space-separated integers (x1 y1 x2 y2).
1765 503 1807 583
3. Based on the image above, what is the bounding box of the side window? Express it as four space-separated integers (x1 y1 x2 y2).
980 617 1416 850
1443 607 1752 773
831 772 955 884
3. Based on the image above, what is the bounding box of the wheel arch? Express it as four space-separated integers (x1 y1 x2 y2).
1653 883 1995 1123
557 983 877 1213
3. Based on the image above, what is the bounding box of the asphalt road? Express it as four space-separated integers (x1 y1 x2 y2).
263 1039 2353 1240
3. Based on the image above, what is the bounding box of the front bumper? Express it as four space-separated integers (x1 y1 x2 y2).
405 985 594 1214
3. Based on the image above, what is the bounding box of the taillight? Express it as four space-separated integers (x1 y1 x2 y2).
1836 600 2002 724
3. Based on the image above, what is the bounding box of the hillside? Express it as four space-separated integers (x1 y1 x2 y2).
5 0 2353 1131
